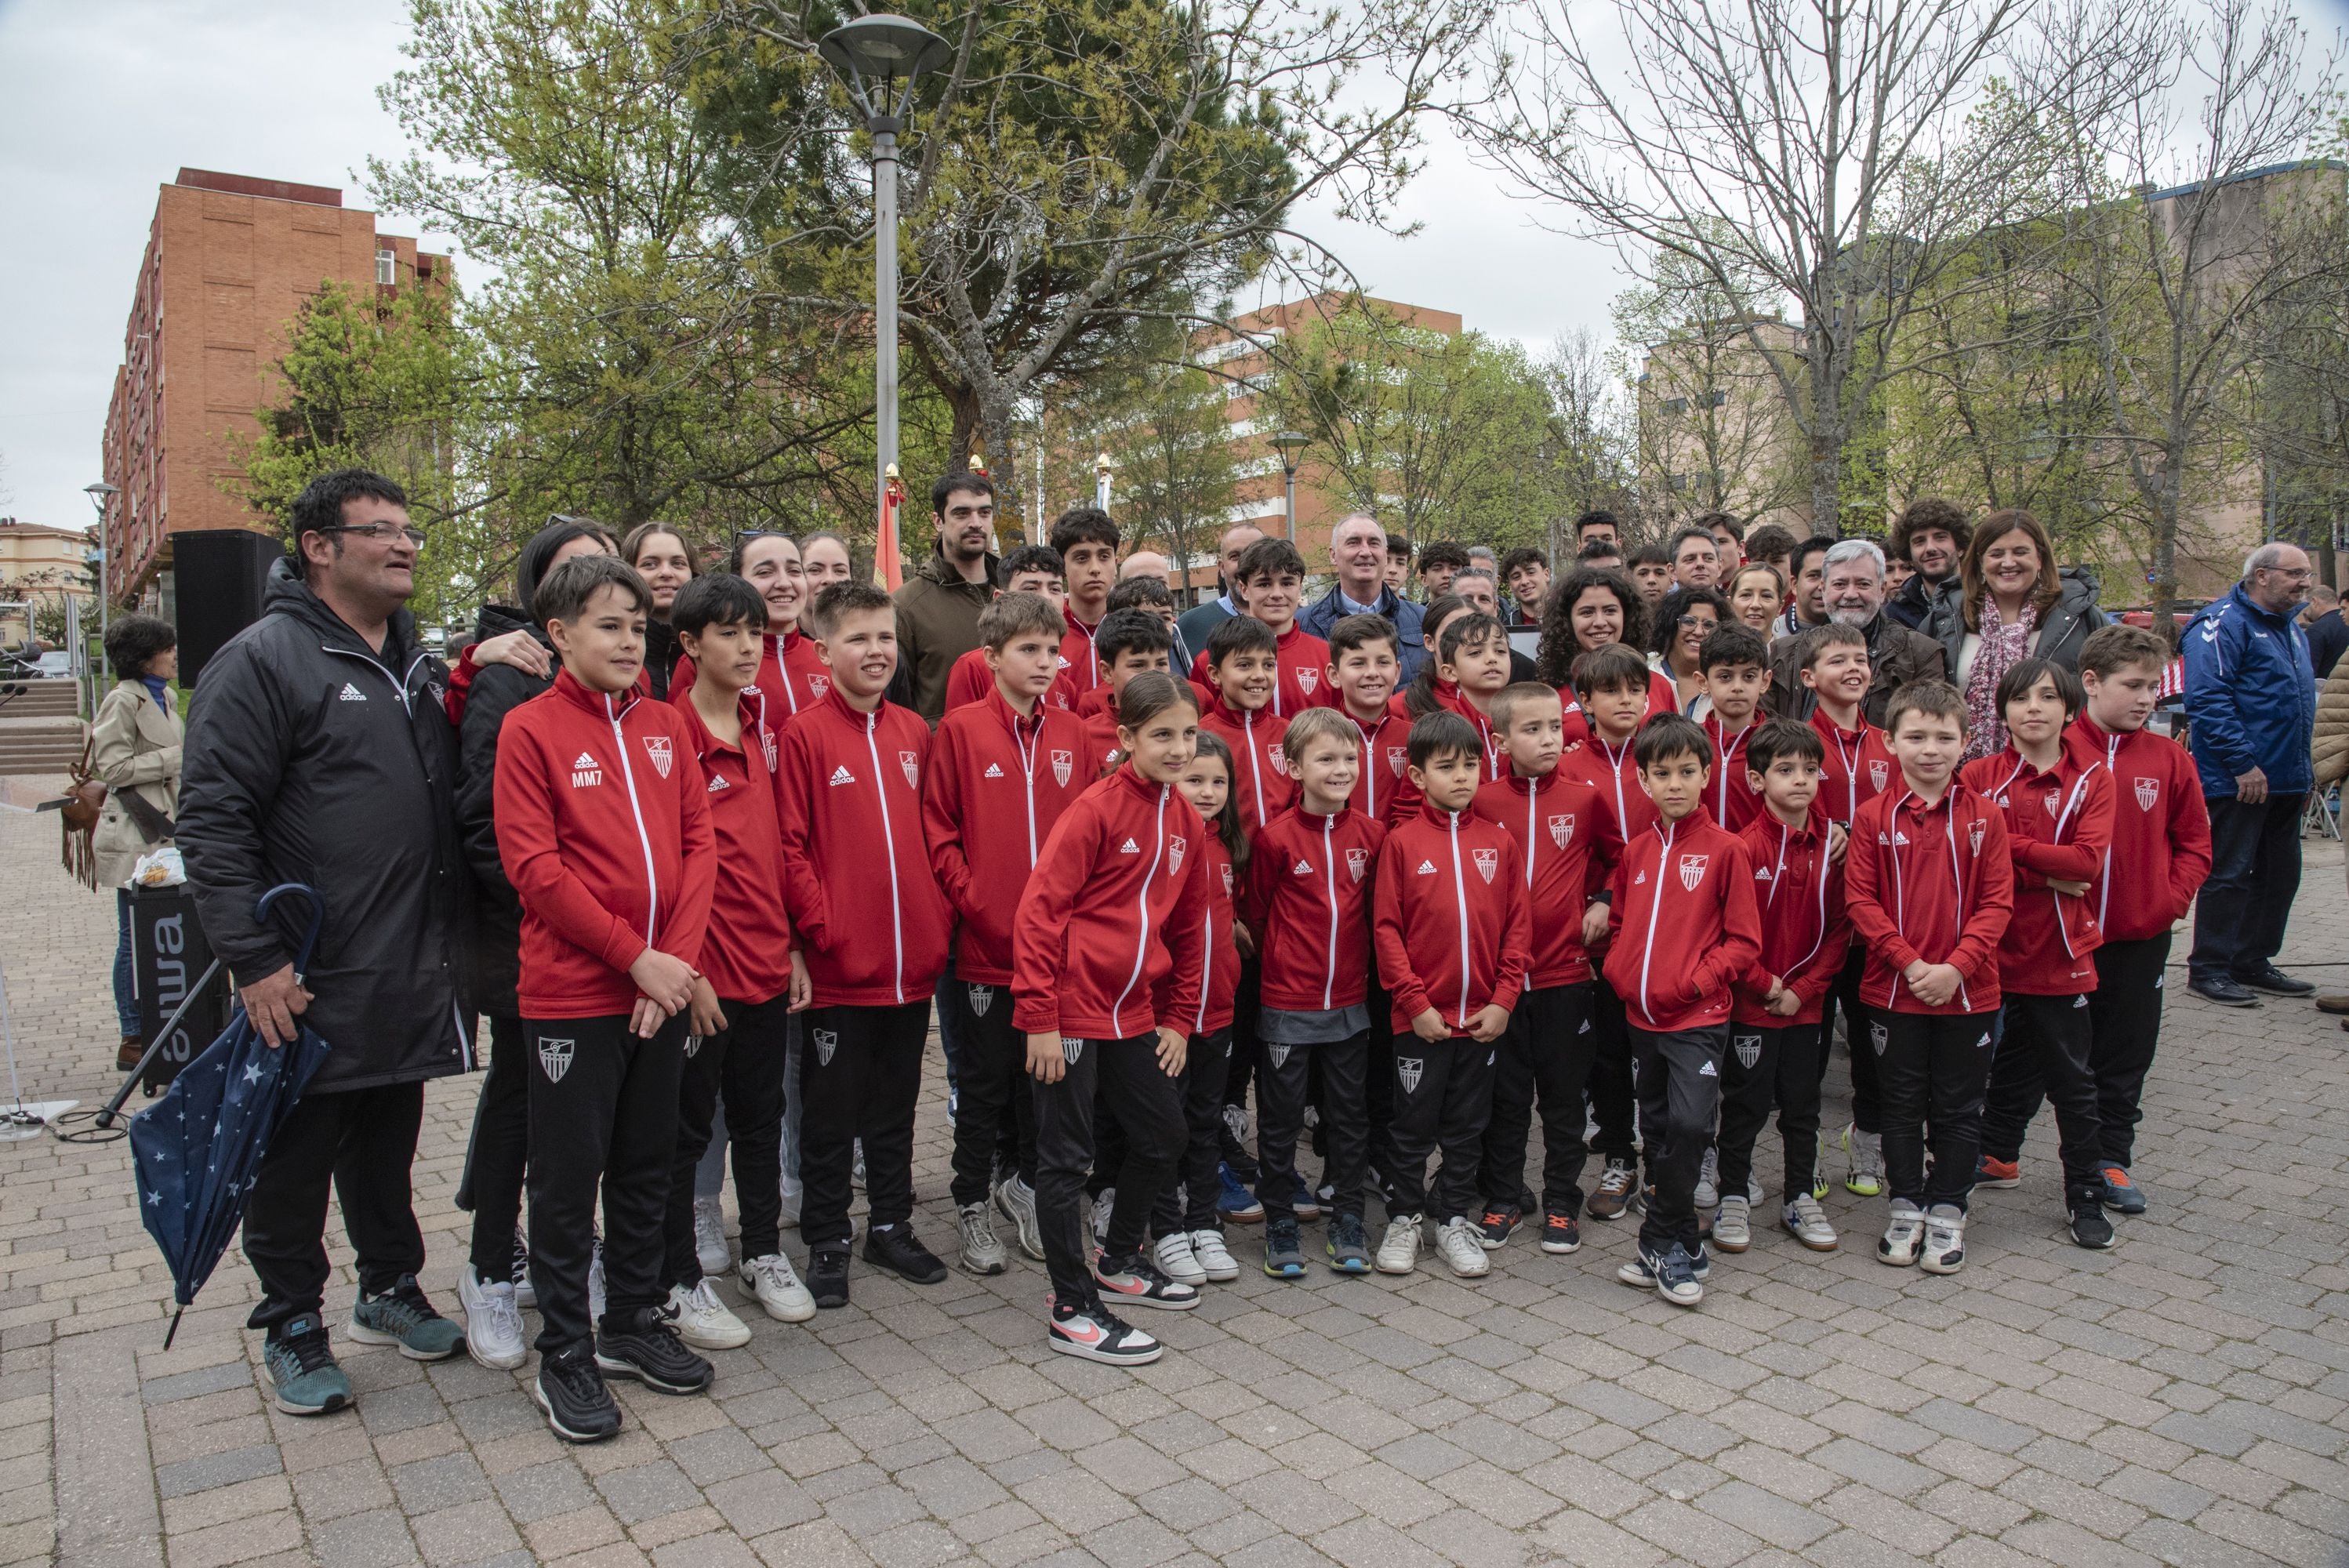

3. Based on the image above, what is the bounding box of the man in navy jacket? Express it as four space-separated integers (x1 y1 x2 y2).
1297 513 1429 681
2182 542 2318 1006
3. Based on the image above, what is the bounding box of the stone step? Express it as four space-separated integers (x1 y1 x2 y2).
0 679 84 717
0 714 87 776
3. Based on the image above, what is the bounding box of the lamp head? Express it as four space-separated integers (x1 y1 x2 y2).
819 14 953 93
1269 431 1309 472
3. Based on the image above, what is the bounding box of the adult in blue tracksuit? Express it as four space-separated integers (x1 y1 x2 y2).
2182 543 2319 1007
1296 512 1429 681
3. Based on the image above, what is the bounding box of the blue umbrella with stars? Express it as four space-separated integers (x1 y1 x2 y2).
130 884 329 1348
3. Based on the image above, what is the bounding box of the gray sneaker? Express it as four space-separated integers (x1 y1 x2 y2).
348 1275 464 1360
263 1316 353 1416
1712 1195 1752 1253
957 1201 1007 1276
1694 1147 1720 1210
994 1174 1045 1261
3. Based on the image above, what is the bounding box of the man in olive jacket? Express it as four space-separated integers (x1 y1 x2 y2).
892 472 1003 724
177 469 472 1413
1767 538 1948 727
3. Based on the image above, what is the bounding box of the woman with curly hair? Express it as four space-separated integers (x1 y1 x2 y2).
1537 567 1674 736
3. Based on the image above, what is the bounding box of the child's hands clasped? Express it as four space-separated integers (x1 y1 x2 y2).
1902 960 1963 1008
688 976 728 1037
629 948 699 1038
1466 1004 1509 1044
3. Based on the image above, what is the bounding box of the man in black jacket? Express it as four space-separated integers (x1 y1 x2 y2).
1883 497 1969 630
179 470 474 1417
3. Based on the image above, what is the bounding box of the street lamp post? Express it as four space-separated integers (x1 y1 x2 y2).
1269 431 1309 542
819 15 953 548
82 482 117 645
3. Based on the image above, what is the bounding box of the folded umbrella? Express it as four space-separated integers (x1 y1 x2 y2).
130 884 330 1347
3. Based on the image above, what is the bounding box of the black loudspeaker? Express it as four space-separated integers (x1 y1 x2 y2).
174 529 285 688
129 884 230 1094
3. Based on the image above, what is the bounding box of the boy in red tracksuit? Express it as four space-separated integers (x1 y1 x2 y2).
1244 706 1388 1278
1844 680 2014 1277
1200 615 1298 835
775 581 955 1310
1051 508 1120 697
662 575 813 1347
1427 613 1511 780
1471 682 1614 1254
1719 720 1846 1257
2064 626 2211 1216
1189 537 1329 716
940 545 1078 715
1012 672 1211 1364
1327 614 1415 824
1964 659 2120 1251
924 592 1093 1278
1559 641 1651 1221
1697 624 1770 833
1373 710 1533 1281
1603 714 1762 1309
1078 611 1178 777
494 556 717 1442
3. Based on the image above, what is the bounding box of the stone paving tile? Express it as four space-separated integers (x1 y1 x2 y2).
6 797 2349 1566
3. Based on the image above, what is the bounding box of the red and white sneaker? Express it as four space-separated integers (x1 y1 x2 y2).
1092 1251 1200 1311
1049 1299 1163 1365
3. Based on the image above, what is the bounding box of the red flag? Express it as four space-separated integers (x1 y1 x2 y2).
875 467 905 593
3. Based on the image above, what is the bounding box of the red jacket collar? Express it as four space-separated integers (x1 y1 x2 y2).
820 685 885 727
552 666 640 721
982 682 1052 739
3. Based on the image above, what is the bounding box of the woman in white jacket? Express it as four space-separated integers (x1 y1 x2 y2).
89 614 183 1069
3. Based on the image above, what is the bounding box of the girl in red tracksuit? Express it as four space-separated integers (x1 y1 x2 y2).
494 558 716 1430
1011 672 1211 1366
1843 682 2014 1276
1372 711 1534 1280
1602 717 1762 1304
774 586 955 1308
1962 660 2121 1249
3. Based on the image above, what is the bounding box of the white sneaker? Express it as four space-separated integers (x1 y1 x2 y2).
1878 1199 1924 1267
457 1264 527 1370
692 1195 731 1279
1091 1188 1116 1247
739 1253 816 1323
957 1202 1008 1276
1920 1203 1966 1274
1436 1218 1490 1278
1153 1231 1207 1287
1374 1215 1423 1275
1712 1196 1752 1253
664 1279 751 1349
587 1240 607 1321
1694 1147 1720 1210
993 1174 1045 1261
1781 1193 1839 1251
1186 1229 1240 1283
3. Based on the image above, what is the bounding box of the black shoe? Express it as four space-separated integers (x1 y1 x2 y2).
808 1249 851 1309
2235 965 2315 997
863 1224 948 1284
594 1308 713 1394
534 1341 622 1443
2187 977 2260 1007
2068 1196 2117 1250
1475 1203 1520 1250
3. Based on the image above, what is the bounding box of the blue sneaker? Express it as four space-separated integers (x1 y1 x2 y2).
348 1274 465 1361
263 1316 353 1416
1217 1163 1264 1224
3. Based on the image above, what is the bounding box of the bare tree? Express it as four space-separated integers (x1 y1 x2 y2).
1461 0 2134 535
1530 328 1636 557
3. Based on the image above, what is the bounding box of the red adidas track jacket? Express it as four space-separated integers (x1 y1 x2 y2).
1843 781 2015 1015
670 691 793 1004
1602 809 1763 1032
1200 704 1297 835
1373 805 1533 1036
923 689 1092 985
1246 805 1387 1012
1733 812 1848 1027
2064 716 2213 943
1960 747 2114 996
1472 769 1614 989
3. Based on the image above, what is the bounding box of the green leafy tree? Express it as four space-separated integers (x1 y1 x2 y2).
1058 331 1240 591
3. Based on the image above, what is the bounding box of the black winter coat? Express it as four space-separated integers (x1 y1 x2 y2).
177 561 475 1093
453 602 554 1017
1922 568 2106 677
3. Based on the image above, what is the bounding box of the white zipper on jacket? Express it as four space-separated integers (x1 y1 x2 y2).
321 645 427 717
602 691 660 946
1712 723 1749 822
1111 786 1169 1034
1522 777 1540 890
1008 708 1043 862
1824 722 1862 822
859 710 908 1003
1319 812 1341 1009
1344 714 1379 818
1763 820 1829 983
1594 735 1633 838
1635 818 1675 1026
1944 796 1971 1011
1447 811 1472 1025
1886 792 1912 1008
773 638 800 714
2097 731 2121 928
1243 710 1268 825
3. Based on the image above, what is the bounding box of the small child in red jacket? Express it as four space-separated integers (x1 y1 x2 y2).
2064 625 2212 1215
1719 719 1846 1257
1079 610 1178 777
922 592 1093 1278
775 582 955 1311
1371 711 1533 1281
1844 680 2014 1276
1327 614 1414 824
1012 673 1211 1365
1603 714 1762 1308
1697 624 1770 834
494 555 717 1442
1200 615 1297 835
1962 659 2119 1251
1245 706 1388 1279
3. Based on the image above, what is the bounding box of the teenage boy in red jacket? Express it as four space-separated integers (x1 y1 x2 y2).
1327 614 1414 824
1603 714 1763 1308
1079 610 1178 777
1471 682 1614 1254
924 592 1092 1276
1719 719 1846 1257
1371 711 1534 1281
775 581 956 1310
2064 625 2212 1215
1013 673 1211 1361
1799 621 1900 1199
941 546 1075 715
1963 660 2121 1251
661 574 815 1349
1559 642 1650 1222
1190 538 1329 716
1244 706 1388 1277
1051 508 1120 696
1697 624 1770 833
494 555 717 1443
1844 680 2014 1277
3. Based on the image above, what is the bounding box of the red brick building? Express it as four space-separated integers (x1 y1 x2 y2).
99 169 450 604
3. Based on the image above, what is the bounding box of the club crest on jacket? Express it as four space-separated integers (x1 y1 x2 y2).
1968 820 1985 854
1678 853 1708 891
538 1036 575 1083
1345 847 1368 884
1548 813 1574 848
1387 746 1407 777
1169 835 1186 873
1472 847 1499 884
1298 669 1319 695
644 735 673 779
2135 776 2158 811
1052 750 1073 787
900 751 920 789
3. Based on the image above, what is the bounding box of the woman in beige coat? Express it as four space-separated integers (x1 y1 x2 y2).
91 614 183 1069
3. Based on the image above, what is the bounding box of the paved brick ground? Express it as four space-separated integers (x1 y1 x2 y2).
2 789 2347 1567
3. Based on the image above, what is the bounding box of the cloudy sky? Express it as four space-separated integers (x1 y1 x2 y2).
0 0 1627 536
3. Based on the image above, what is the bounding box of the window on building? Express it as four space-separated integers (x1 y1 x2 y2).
376 249 397 286
1663 397 1688 415
1707 390 1727 408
